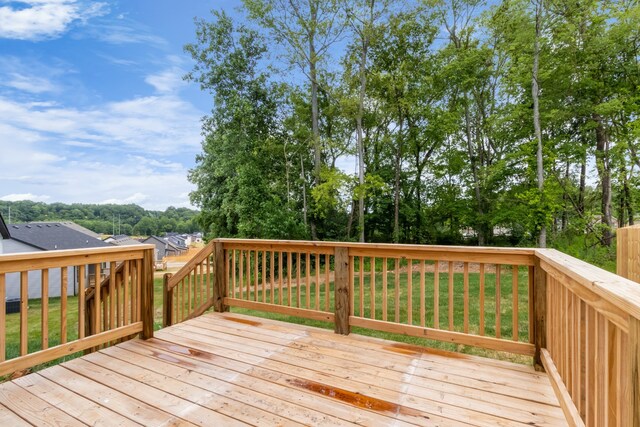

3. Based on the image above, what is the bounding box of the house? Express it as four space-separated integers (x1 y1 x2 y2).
104 234 145 246
0 217 112 299
141 236 186 261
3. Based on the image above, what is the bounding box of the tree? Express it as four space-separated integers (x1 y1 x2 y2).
244 0 346 239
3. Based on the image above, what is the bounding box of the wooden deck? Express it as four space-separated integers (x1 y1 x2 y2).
0 312 566 426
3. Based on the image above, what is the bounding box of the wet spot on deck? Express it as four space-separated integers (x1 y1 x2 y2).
285 378 428 419
150 351 196 369
384 343 466 359
222 316 262 327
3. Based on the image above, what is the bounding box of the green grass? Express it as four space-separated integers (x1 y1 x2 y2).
230 261 532 364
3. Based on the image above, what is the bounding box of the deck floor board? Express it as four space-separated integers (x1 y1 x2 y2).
0 312 567 426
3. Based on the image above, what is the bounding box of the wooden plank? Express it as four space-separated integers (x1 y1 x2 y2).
370 256 376 319
463 262 469 334
382 258 388 321
496 265 501 339
279 251 284 305
141 248 154 339
41 269 49 350
349 256 354 316
222 241 335 255
348 247 535 266
420 260 425 327
540 259 629 333
394 258 400 323
407 259 412 325
39 365 190 426
512 265 518 341
239 250 245 300
20 271 27 356
349 317 535 356
479 263 485 336
529 258 555 368
448 261 454 330
271 251 275 304
13 373 139 426
0 274 4 362
536 248 640 323
224 298 334 323
306 252 311 308
528 265 534 344
94 263 101 333
0 381 85 426
163 273 173 327
214 242 227 313
165 241 214 290
359 256 364 317
287 252 292 306
103 345 362 427
61 267 68 344
540 349 584 427
325 254 331 312
0 246 151 274
232 249 237 299
0 402 30 426
296 252 301 308
109 262 116 331
630 316 640 427
334 247 350 335
121 340 420 426
255 250 259 302
157 326 543 426
315 253 320 310
0 322 142 377
434 262 439 329
83 351 296 427
78 265 86 339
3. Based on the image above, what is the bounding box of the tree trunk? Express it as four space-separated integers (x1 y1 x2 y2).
393 121 404 244
464 100 485 245
532 0 546 248
300 155 308 227
578 153 586 216
593 114 613 246
309 3 320 241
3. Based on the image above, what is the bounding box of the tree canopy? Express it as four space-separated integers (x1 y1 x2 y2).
185 0 640 269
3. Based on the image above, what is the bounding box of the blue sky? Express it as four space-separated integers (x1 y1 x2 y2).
0 0 245 210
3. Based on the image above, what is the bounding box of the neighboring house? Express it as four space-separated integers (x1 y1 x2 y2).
104 234 145 246
142 236 186 261
0 218 112 299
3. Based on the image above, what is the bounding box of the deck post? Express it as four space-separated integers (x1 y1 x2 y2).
334 247 350 335
141 248 155 339
163 273 173 327
213 241 229 312
630 316 640 427
533 255 547 370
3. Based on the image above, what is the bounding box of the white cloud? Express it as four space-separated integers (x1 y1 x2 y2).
0 89 203 209
145 67 185 94
0 94 202 155
0 1 108 41
5 72 58 93
0 193 51 202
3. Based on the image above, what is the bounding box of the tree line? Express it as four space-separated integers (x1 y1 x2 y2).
0 201 200 236
185 0 639 262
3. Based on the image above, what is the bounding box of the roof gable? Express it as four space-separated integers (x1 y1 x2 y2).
8 222 112 250
0 212 9 239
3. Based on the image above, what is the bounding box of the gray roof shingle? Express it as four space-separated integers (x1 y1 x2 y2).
8 222 112 250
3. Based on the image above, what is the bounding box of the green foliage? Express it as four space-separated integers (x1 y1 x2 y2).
0 201 199 236
184 1 640 261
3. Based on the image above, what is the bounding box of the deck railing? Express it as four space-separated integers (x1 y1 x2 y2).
165 238 640 426
0 245 155 377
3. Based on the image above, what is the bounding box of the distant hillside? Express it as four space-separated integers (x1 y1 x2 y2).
0 201 200 236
